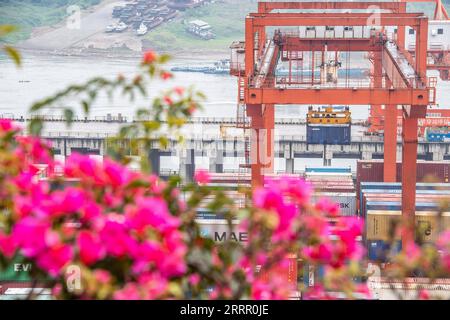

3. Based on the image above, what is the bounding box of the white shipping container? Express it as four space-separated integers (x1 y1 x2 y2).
312 192 357 216
305 172 353 181
195 219 246 243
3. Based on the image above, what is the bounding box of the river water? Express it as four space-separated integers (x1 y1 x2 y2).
1 53 449 118
0 53 449 172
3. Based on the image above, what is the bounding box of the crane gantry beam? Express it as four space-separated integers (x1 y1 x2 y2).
245 88 430 106
258 1 407 13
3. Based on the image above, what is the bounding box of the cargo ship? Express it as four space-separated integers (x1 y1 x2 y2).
171 59 231 75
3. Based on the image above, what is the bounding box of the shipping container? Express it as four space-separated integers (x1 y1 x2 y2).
305 172 353 180
302 264 324 288
358 188 450 214
359 182 450 200
259 254 298 289
196 219 246 243
312 192 357 216
306 124 351 145
365 210 450 241
366 201 442 212
305 167 351 174
361 193 450 218
356 160 450 198
367 240 402 261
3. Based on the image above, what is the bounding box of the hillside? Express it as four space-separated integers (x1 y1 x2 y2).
1 0 449 53
143 1 256 53
0 0 100 43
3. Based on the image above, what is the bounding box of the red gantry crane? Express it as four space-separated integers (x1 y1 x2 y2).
368 0 450 135
230 1 440 247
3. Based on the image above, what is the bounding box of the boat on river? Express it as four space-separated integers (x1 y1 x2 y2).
171 59 369 77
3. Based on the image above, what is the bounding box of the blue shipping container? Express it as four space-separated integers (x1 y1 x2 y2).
360 182 450 190
359 189 450 215
196 208 226 220
367 240 402 261
359 183 450 213
365 201 440 212
307 125 351 145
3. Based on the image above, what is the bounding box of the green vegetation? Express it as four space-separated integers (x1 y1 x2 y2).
0 0 100 43
144 1 256 53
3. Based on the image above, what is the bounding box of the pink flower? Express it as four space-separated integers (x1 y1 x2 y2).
11 171 35 191
12 218 50 257
137 273 169 299
158 247 187 277
419 289 430 300
142 51 157 64
93 270 112 284
113 283 141 300
126 197 179 234
36 243 73 277
302 243 333 263
189 274 201 286
103 159 130 187
174 87 184 96
405 242 421 261
253 188 283 211
194 169 210 185
77 231 105 266
0 232 17 258
0 119 18 132
99 219 138 258
161 71 173 80
80 201 102 222
64 153 100 182
315 197 339 216
163 96 173 106
13 195 34 218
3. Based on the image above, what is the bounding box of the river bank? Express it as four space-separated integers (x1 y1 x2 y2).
15 47 229 62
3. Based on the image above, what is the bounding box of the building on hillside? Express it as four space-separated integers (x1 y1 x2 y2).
187 19 215 40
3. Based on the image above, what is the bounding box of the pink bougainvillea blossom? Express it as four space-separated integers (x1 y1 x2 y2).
194 169 210 185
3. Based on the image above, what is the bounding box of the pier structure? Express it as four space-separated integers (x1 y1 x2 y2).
41 133 450 175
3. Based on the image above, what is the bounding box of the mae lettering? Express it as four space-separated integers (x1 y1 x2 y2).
214 231 248 242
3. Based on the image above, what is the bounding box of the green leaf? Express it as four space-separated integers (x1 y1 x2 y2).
143 120 161 131
29 118 43 136
158 54 172 64
81 101 89 114
0 25 17 37
159 136 169 149
63 108 74 125
3 46 21 67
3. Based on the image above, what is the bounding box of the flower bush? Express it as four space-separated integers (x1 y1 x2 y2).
0 117 369 299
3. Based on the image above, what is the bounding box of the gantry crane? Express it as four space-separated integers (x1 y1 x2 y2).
230 1 440 247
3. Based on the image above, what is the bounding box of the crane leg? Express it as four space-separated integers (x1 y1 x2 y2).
401 113 419 248
384 105 398 182
247 104 275 189
368 50 383 133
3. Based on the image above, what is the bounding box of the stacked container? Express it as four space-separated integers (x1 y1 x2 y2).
304 167 357 216
359 182 450 261
356 160 450 200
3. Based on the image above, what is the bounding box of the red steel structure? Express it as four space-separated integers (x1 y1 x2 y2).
230 1 439 247
368 0 450 135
